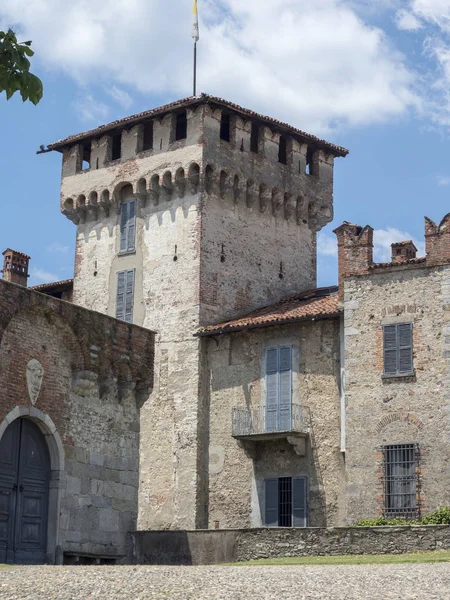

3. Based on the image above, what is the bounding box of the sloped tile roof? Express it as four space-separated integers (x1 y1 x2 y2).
198 286 339 336
31 279 74 291
47 94 348 157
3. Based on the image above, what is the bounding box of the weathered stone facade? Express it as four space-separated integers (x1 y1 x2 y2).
51 95 346 531
0 279 154 563
337 217 450 523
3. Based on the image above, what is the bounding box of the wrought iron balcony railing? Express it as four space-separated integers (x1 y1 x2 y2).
232 404 310 439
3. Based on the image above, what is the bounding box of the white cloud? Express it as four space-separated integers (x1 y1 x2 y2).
437 175 450 185
395 9 423 31
47 242 69 254
0 0 419 134
373 227 425 262
317 232 338 257
73 93 109 123
30 266 60 285
107 85 133 110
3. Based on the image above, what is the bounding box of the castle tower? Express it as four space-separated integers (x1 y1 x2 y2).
48 94 347 529
2 249 30 286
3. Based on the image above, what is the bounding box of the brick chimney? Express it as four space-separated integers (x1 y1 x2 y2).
391 240 417 263
333 222 374 304
2 249 30 286
425 214 450 267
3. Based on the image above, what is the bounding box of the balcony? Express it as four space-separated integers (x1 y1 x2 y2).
232 404 310 455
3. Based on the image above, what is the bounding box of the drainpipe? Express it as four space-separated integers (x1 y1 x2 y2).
339 314 346 453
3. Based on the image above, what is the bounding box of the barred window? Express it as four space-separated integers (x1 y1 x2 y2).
382 444 418 518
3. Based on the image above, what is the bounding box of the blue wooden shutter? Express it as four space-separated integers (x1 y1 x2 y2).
292 477 307 527
124 269 135 323
264 478 279 527
383 325 397 375
279 346 292 431
116 271 126 320
266 349 279 432
398 323 413 374
127 200 136 252
119 202 129 252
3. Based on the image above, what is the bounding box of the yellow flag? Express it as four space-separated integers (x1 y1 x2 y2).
192 0 199 42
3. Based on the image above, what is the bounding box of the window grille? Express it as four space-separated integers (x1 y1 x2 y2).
278 477 292 527
382 444 418 518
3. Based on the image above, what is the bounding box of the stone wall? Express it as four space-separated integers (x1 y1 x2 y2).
205 318 345 529
343 263 450 522
0 279 154 563
131 525 450 565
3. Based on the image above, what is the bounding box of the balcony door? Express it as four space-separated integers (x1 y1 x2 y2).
265 346 292 432
0 418 50 564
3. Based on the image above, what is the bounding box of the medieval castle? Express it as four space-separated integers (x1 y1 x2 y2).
1 94 449 564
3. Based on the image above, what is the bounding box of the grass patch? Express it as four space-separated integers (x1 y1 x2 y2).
230 550 450 566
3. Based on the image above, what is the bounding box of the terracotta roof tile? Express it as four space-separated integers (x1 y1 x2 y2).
31 279 74 291
47 94 348 157
198 286 339 336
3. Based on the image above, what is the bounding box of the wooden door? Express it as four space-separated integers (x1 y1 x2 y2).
0 419 50 564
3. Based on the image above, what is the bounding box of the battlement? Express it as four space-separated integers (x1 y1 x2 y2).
55 96 346 233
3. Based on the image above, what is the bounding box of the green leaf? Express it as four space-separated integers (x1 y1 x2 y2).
0 29 43 104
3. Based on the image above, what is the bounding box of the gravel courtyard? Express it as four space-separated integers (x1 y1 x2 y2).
1 563 450 600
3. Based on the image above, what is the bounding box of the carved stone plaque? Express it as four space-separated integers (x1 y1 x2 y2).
26 359 44 405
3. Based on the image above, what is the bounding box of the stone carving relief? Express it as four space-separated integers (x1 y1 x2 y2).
26 359 44 406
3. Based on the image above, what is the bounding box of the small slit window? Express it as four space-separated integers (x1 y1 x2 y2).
306 148 314 175
112 133 122 161
142 122 153 151
81 143 91 171
220 113 231 142
175 111 187 141
250 122 259 154
278 136 287 164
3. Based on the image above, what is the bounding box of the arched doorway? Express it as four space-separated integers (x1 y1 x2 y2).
0 418 50 564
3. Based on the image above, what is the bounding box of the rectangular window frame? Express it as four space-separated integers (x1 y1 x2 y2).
265 346 292 433
383 322 414 376
382 443 419 519
119 199 137 254
264 476 307 528
116 268 135 324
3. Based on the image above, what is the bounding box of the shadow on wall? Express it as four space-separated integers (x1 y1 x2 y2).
131 530 237 566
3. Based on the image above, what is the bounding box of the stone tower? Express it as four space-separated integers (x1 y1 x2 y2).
49 94 347 529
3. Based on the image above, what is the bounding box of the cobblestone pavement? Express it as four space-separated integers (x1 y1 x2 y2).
1 563 450 600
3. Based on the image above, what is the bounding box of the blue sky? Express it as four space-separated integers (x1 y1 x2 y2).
1 0 450 287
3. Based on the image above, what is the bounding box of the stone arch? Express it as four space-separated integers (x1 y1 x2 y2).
0 407 65 564
219 170 228 199
150 174 161 205
233 174 240 203
188 163 200 194
100 189 111 216
376 412 424 434
205 164 214 195
175 168 186 198
88 191 98 206
162 171 173 198
259 183 270 213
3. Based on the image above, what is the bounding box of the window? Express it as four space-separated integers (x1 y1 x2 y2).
265 477 307 527
142 122 153 151
250 122 259 154
278 136 287 164
112 133 122 160
119 200 136 253
383 323 413 375
175 111 187 141
382 444 418 518
266 347 292 432
306 147 314 175
220 113 231 142
116 269 135 323
81 143 91 171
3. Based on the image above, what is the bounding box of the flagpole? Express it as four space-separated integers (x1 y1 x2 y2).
193 40 197 96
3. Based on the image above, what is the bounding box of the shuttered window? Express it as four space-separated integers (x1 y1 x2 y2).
266 346 292 432
119 200 136 253
383 323 413 375
116 269 135 323
264 477 307 527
